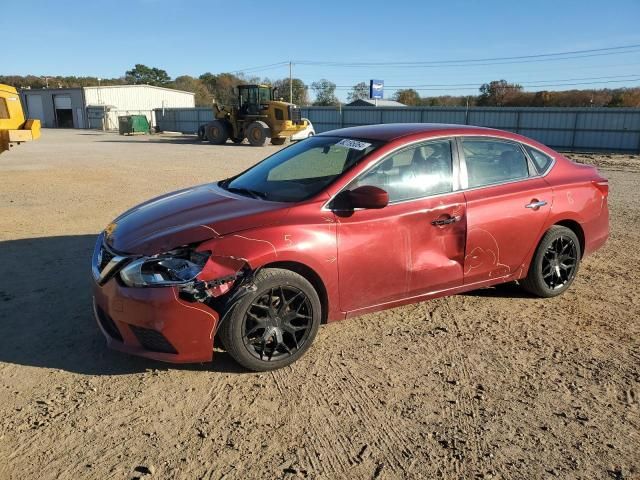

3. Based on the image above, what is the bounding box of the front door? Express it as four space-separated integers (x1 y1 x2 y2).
459 137 552 284
335 139 467 313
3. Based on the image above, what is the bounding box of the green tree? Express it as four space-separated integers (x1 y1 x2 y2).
272 78 309 105
172 75 213 106
124 64 171 86
311 79 339 106
199 72 246 106
477 80 523 106
393 88 421 106
347 82 369 103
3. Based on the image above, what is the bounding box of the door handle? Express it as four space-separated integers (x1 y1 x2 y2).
525 200 547 210
431 215 461 226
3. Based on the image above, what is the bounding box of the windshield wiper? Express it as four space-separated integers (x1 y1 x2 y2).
225 186 268 200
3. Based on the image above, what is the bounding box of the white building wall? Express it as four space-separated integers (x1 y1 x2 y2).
83 85 195 129
83 85 194 110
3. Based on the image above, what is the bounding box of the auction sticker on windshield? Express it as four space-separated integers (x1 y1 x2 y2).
335 139 372 150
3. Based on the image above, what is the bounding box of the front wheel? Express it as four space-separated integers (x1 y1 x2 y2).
521 226 581 298
246 121 271 146
218 268 321 371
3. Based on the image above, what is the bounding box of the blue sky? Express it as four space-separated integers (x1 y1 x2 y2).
4 0 640 100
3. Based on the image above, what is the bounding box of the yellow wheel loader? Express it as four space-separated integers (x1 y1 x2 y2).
201 84 308 146
0 84 41 155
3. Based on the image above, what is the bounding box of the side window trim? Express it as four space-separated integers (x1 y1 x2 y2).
343 137 461 205
456 136 536 191
522 145 554 175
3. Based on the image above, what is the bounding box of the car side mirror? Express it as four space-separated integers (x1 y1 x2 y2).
337 185 389 210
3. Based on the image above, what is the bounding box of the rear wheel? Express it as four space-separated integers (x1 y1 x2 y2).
206 120 229 145
271 137 287 145
521 226 581 298
246 121 271 146
218 268 321 371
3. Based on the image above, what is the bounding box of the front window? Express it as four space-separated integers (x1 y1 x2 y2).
259 87 272 103
349 139 454 202
220 136 380 202
239 87 257 107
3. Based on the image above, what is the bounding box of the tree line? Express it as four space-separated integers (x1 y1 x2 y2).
394 79 640 108
2 66 639 108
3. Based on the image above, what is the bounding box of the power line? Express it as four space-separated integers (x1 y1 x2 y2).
231 61 289 74
293 43 640 68
218 43 640 78
295 49 640 69
334 77 640 92
333 73 640 89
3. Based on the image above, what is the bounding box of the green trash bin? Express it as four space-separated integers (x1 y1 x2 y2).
118 115 150 135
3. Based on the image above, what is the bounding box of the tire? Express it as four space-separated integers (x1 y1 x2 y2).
521 225 581 298
271 137 287 145
197 125 206 141
246 121 271 146
218 268 321 371
206 120 229 145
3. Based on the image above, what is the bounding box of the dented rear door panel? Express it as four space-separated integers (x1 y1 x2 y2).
463 177 553 284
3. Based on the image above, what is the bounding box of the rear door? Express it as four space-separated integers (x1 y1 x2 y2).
459 137 552 285
335 138 466 312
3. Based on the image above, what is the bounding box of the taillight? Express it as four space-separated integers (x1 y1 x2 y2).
593 179 609 197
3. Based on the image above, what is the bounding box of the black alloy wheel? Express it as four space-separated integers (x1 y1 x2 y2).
242 285 313 362
218 268 321 371
541 235 578 290
521 225 581 298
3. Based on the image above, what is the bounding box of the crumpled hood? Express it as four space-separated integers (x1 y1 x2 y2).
105 183 290 254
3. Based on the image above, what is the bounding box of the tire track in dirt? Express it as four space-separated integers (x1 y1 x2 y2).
426 298 492 479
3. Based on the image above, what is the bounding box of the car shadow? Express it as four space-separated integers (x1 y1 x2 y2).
461 281 535 299
0 235 249 375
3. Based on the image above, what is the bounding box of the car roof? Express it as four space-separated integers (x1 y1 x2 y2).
318 123 503 142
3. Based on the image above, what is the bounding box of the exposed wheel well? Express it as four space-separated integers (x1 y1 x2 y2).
554 219 585 257
259 261 329 324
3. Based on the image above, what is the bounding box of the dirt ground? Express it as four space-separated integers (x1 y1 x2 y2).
0 130 638 480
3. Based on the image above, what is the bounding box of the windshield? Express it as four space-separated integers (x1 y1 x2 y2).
220 136 381 202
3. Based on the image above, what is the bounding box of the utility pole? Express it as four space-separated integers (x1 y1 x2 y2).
289 61 293 104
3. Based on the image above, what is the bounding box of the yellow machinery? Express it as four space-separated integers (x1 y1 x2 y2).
202 84 307 146
0 84 41 154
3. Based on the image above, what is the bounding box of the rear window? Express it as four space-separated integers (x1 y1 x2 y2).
524 146 553 174
462 138 530 188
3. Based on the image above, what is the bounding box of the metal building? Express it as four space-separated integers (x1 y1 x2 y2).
20 85 195 130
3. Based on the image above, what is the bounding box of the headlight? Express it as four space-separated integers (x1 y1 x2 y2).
119 248 210 287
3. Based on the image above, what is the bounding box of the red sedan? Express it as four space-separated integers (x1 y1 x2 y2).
92 124 609 371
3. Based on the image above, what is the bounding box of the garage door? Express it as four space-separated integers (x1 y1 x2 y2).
53 95 72 109
26 95 45 123
53 95 74 128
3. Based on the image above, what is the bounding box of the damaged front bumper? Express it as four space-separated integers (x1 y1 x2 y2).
91 233 247 364
92 280 219 363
